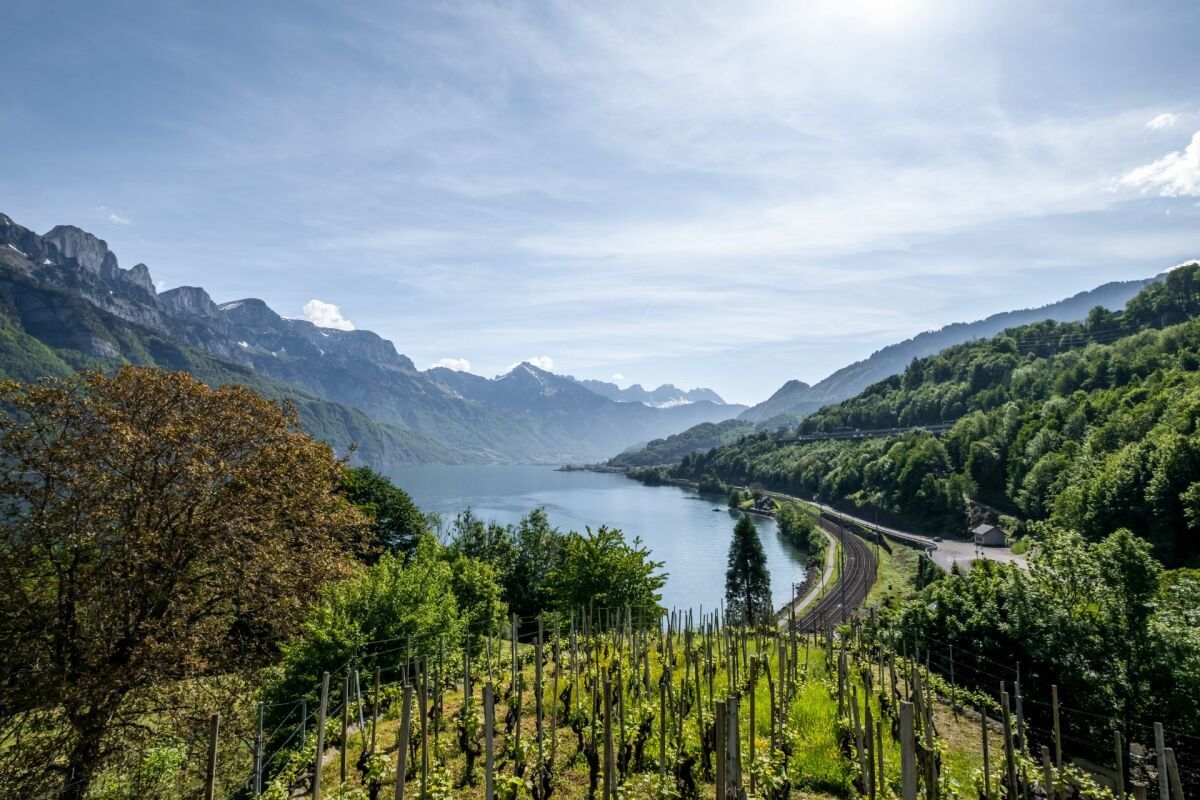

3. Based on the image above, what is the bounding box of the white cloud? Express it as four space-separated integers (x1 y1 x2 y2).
98 206 131 225
431 357 471 372
300 299 355 330
610 372 625 382
1118 131 1200 197
505 355 555 372
1147 113 1178 130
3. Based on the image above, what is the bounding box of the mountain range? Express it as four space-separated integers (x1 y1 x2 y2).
0 210 1174 469
0 212 740 465
612 271 1167 466
574 379 726 407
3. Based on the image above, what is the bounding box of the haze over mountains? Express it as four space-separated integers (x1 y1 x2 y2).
736 275 1164 424
0 213 738 465
576 379 726 408
612 272 1169 466
0 210 1175 469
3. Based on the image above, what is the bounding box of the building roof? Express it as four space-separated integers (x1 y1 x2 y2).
972 523 999 535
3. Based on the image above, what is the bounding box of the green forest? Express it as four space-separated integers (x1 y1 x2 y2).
675 263 1200 568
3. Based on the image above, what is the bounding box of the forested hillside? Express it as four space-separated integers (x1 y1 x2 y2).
676 264 1200 567
609 419 758 467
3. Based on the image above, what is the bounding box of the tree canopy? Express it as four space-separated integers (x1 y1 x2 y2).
339 465 429 556
549 526 667 619
725 515 772 626
0 367 367 800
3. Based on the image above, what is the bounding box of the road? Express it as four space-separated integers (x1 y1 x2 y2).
652 472 1024 572
774 422 955 445
770 494 1028 572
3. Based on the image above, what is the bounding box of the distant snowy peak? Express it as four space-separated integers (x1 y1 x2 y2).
576 378 727 407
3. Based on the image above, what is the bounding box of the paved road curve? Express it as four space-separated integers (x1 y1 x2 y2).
797 498 1028 572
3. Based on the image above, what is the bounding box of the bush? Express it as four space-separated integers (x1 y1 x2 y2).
777 504 826 559
268 538 469 706
697 472 726 496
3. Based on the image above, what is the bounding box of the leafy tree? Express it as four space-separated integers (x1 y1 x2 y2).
891 525 1200 770
448 554 508 643
448 508 564 622
776 504 826 559
339 465 428 556
725 515 772 626
0 367 367 800
548 526 666 619
507 508 565 620
450 507 518 572
270 538 465 704
697 473 725 496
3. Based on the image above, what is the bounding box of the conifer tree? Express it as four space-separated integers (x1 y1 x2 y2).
725 514 772 626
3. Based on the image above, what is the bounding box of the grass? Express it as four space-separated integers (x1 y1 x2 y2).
863 543 921 612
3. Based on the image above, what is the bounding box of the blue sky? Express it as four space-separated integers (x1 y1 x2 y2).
2 0 1199 404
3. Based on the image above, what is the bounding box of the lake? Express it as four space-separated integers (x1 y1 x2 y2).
385 464 809 615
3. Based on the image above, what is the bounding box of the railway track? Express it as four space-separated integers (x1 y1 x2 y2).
792 516 877 632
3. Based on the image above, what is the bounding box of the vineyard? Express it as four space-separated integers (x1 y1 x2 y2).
172 606 1193 800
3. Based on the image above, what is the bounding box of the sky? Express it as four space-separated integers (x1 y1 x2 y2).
2 1 1199 404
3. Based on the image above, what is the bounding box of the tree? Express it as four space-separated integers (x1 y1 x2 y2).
549 526 666 620
270 538 466 704
727 486 744 508
777 504 826 559
725 515 772 626
0 367 367 800
697 473 725 496
507 508 565 620
339 465 429 556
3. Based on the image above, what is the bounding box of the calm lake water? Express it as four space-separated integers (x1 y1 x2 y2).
385 464 808 615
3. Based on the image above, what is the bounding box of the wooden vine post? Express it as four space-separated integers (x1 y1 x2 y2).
981 703 990 800
484 684 495 800
715 699 726 800
314 672 331 800
748 657 757 796
1001 690 1018 799
204 712 220 800
536 615 545 765
420 658 430 800
341 675 349 784
603 678 614 800
395 686 413 800
900 701 916 800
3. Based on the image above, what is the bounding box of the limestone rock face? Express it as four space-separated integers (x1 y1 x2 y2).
43 225 120 278
161 285 220 319
123 263 156 294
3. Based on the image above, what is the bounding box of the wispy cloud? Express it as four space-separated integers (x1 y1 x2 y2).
7 1 1200 401
1147 113 1178 131
300 299 355 330
1118 131 1200 197
98 206 132 225
430 357 471 372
